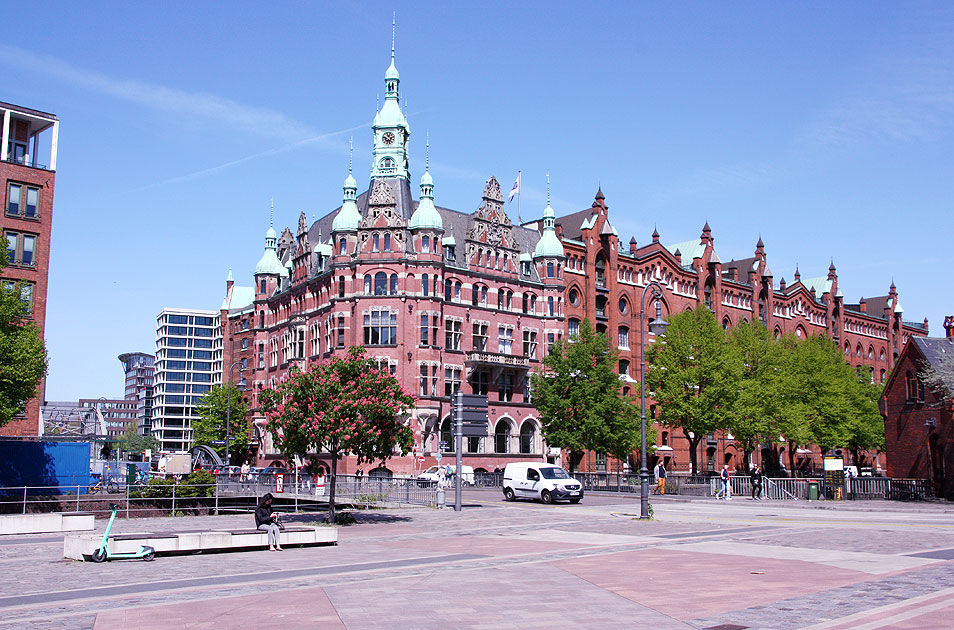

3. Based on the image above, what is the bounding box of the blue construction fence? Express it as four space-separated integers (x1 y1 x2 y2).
0 441 92 495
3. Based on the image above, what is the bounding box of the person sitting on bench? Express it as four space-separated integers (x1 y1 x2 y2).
255 493 282 551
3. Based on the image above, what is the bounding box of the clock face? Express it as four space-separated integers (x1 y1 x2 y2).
382 132 395 145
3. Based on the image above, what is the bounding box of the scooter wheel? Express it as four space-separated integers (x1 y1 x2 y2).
91 548 107 563
142 548 156 562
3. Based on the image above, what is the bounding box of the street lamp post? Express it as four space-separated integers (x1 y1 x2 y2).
225 361 244 472
639 282 668 519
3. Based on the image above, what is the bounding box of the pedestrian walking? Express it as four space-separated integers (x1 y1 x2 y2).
750 465 763 500
653 462 667 495
716 464 732 500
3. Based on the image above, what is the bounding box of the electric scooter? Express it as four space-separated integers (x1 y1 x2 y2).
90 504 156 562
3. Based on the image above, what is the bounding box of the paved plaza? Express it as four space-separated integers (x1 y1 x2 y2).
1 490 954 629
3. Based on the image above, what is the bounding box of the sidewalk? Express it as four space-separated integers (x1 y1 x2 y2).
1 492 952 629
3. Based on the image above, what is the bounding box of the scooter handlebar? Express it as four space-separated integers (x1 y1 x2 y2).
108 503 120 511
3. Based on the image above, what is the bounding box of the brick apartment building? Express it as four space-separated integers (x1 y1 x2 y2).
0 101 59 436
216 45 927 477
881 317 954 497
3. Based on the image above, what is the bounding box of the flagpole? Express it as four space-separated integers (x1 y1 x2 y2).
517 170 522 224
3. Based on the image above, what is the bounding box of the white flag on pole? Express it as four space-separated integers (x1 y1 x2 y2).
508 174 520 203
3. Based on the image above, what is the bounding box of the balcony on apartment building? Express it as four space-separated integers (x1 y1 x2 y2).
1 102 59 172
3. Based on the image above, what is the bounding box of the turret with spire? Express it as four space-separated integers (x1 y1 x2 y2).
408 134 443 232
533 173 565 261
371 15 410 180
255 201 286 297
332 138 362 235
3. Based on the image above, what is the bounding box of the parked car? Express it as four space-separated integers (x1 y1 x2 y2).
417 465 475 487
502 462 583 504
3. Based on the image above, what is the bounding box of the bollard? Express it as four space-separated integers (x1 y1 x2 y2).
436 488 445 509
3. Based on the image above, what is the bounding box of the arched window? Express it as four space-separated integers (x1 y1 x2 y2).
374 272 387 295
472 284 481 306
595 255 606 288
568 318 581 338
384 233 391 251
422 274 430 296
722 317 731 330
364 275 372 294
880 348 886 360
338 238 346 255
259 311 265 328
520 421 535 454
619 359 630 377
389 274 398 295
421 235 430 252
454 281 462 302
338 276 345 298
618 326 630 349
546 262 554 278
495 420 511 453
595 295 607 318
548 296 555 316
758 290 767 324
260 279 267 294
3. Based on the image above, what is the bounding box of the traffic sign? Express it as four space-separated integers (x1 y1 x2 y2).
439 440 449 450
210 440 226 446
417 456 425 464
459 409 488 422
455 393 488 408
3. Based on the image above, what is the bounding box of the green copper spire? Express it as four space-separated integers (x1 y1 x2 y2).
534 172 564 259
409 132 442 230
256 201 285 275
372 15 410 180
333 139 361 232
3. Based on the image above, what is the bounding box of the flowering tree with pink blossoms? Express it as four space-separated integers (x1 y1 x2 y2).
259 347 414 523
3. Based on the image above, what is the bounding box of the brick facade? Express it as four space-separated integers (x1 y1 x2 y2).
0 101 58 436
881 319 954 497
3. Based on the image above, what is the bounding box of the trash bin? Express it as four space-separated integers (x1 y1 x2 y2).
808 480 819 501
126 463 137 485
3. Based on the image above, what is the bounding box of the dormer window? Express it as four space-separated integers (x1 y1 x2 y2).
522 261 532 275
445 245 455 260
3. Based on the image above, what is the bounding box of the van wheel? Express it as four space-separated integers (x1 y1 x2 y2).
504 488 515 502
541 490 553 504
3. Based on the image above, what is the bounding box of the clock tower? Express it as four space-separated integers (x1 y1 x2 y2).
371 18 410 181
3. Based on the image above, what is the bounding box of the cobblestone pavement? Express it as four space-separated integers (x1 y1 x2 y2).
1 491 953 629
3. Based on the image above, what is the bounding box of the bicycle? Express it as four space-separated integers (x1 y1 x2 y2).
88 477 120 494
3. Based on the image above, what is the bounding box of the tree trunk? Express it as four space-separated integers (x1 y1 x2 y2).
568 450 584 474
741 447 752 473
788 446 798 478
328 445 338 524
684 431 701 475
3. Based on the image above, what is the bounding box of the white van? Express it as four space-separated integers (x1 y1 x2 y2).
417 464 475 487
502 462 583 504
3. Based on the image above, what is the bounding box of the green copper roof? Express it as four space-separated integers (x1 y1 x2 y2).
534 204 565 258
255 225 285 276
409 169 443 230
666 239 706 266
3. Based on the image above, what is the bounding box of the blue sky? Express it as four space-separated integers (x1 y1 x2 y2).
3 1 951 401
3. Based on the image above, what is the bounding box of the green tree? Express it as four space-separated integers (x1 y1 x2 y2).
725 320 775 472
646 307 739 475
530 319 641 473
194 383 249 464
120 421 157 456
842 366 886 467
259 347 414 524
0 272 48 427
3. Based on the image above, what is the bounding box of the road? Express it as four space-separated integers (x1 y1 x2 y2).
1 488 953 629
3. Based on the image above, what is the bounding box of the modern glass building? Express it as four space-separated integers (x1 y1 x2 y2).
118 352 155 435
152 308 222 453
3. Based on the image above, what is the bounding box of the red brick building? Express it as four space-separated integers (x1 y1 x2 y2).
0 101 59 436
219 49 927 478
552 194 927 475
881 318 954 497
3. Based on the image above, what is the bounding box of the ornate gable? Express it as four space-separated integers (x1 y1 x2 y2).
360 180 406 229
466 176 519 269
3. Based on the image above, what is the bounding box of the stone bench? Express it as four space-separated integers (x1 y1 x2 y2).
1 512 95 535
63 525 337 561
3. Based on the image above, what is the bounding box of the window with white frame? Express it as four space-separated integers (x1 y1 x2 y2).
364 309 397 345
473 322 488 351
523 330 538 358
618 326 630 349
444 366 462 397
498 371 514 402
498 326 513 354
445 318 462 351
